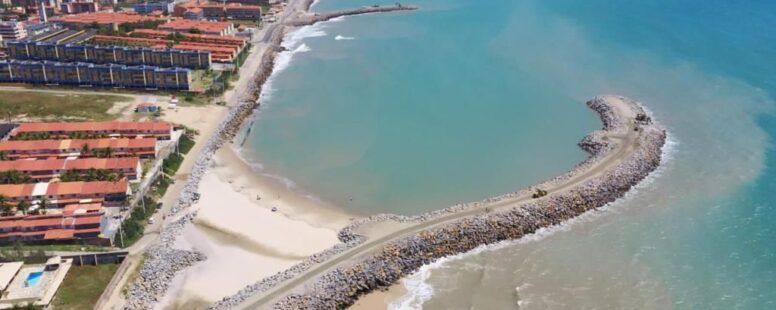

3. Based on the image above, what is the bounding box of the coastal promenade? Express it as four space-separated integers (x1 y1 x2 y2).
214 95 667 309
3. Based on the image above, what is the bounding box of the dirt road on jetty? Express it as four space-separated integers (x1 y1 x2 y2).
120 2 421 309
286 4 418 27
211 96 667 309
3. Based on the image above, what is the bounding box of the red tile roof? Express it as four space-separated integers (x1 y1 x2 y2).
0 157 138 173
44 229 75 240
131 29 247 44
50 12 161 25
74 215 102 225
159 19 232 35
63 203 102 215
0 180 127 199
0 138 156 153
47 180 128 196
13 121 172 135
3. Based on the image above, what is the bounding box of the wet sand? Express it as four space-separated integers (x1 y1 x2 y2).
157 147 352 308
350 284 407 310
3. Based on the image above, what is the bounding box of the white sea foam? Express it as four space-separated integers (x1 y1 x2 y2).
259 24 326 102
389 133 679 309
335 35 355 40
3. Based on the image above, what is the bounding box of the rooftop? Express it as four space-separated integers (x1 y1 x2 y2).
51 12 161 25
0 180 127 198
13 121 172 134
0 157 139 173
62 203 102 215
130 29 247 44
0 138 157 153
159 19 232 34
0 262 23 292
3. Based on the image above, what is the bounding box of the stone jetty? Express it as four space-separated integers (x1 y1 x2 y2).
208 96 667 309
123 23 287 310
286 5 418 27
123 3 419 309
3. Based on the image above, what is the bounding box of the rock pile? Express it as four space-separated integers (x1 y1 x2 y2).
125 4 422 308
286 5 418 27
124 25 288 310
208 96 667 309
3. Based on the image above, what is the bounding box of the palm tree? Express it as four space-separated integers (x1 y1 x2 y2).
81 144 90 155
0 170 32 184
16 200 29 215
39 198 48 215
0 195 8 216
0 151 7 161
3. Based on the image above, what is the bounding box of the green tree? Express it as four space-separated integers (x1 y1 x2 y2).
0 170 33 184
10 302 40 309
16 200 29 215
39 198 48 215
0 195 10 216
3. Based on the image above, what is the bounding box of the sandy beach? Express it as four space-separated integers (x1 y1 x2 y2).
157 146 351 309
350 284 407 310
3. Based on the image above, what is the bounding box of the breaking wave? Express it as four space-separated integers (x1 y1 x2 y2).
259 24 326 101
388 134 678 309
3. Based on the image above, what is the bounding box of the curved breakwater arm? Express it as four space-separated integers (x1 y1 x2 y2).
285 5 419 27
209 96 668 309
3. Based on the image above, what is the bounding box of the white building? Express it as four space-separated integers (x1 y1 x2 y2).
0 22 27 41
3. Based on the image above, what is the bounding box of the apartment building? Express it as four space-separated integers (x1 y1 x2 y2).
0 212 104 243
12 121 173 140
0 21 27 41
0 179 128 207
6 41 211 69
0 59 193 90
158 19 234 36
0 157 142 181
0 138 158 160
175 1 261 21
93 35 239 62
59 1 100 14
133 1 175 14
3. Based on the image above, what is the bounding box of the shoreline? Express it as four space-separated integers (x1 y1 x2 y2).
155 146 351 308
123 4 421 304
210 95 667 309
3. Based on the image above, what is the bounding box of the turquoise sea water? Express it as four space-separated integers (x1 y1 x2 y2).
244 0 776 308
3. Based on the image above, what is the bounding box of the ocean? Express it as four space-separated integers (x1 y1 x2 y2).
242 0 776 308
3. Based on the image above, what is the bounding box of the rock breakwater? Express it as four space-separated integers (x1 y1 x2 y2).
124 24 287 310
124 3 417 307
286 5 418 27
209 96 667 309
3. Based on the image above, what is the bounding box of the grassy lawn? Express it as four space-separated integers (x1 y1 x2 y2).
51 264 119 310
231 19 260 27
178 134 196 154
0 91 130 121
189 70 215 97
162 153 184 176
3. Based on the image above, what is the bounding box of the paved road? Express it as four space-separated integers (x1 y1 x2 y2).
236 97 643 309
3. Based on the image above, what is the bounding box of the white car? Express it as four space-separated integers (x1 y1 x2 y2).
148 217 155 225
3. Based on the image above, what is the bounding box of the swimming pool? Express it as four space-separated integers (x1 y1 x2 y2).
24 272 43 287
